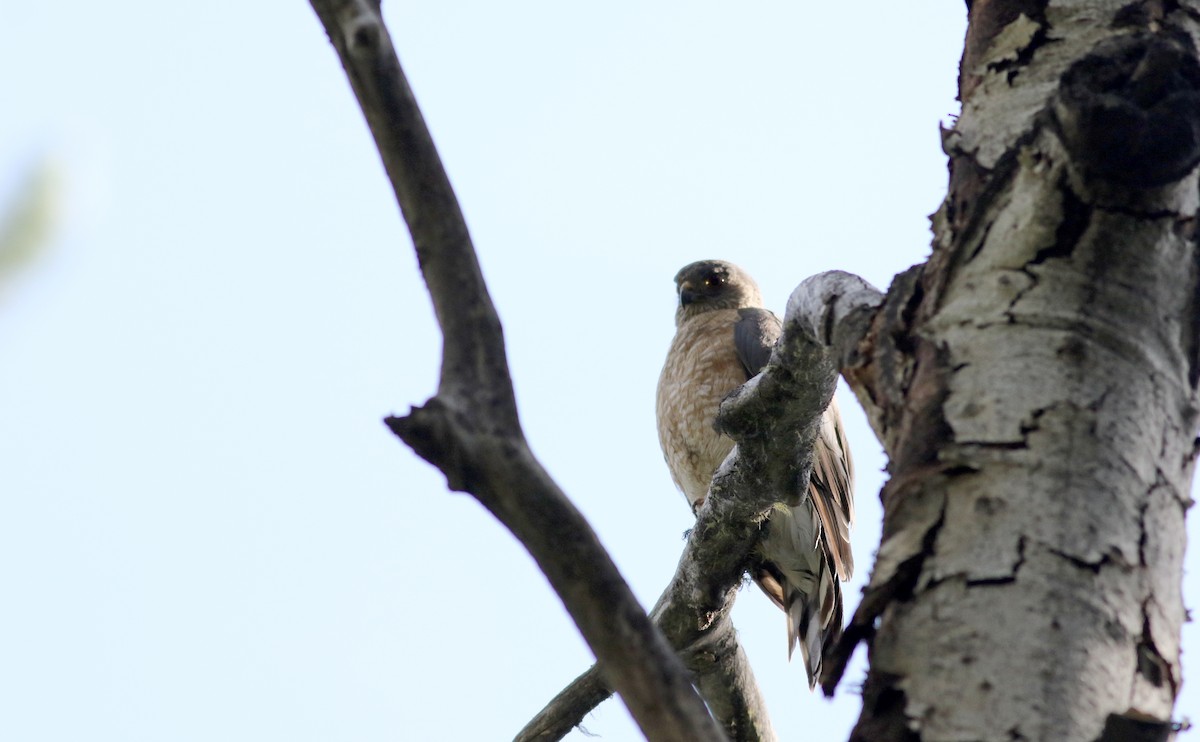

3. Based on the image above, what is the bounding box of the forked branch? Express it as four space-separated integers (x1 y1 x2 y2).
307 2 724 740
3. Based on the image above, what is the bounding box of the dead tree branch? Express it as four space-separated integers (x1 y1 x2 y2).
306 2 725 740
515 666 609 741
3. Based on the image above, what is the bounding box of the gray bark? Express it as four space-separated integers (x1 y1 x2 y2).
515 619 771 742
823 2 1200 740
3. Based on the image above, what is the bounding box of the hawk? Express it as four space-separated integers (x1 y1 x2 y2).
655 259 854 687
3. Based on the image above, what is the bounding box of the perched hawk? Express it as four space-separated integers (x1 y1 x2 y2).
655 259 854 687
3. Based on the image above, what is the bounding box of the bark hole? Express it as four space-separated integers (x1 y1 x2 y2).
1052 32 1200 186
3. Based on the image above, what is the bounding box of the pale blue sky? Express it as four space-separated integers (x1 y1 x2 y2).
2 3 1193 740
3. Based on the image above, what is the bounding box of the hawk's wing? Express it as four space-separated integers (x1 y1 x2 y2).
733 307 781 378
812 398 855 581
734 308 855 580
733 307 855 683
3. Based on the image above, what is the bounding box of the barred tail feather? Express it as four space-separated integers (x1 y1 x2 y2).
754 503 846 688
786 555 843 687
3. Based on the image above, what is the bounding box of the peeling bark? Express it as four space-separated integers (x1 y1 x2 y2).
827 2 1200 740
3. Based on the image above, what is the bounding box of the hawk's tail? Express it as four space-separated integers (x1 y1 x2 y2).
754 503 845 689
784 553 843 688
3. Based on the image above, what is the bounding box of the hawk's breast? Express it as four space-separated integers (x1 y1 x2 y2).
656 309 751 509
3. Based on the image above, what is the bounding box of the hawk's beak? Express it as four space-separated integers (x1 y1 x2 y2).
678 280 697 306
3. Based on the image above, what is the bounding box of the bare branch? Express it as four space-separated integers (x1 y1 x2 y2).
519 271 886 738
516 593 772 741
686 617 777 742
515 666 608 742
306 2 724 740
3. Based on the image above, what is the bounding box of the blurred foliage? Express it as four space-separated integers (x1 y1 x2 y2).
0 157 59 294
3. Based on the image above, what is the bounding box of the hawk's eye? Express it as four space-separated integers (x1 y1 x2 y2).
704 274 724 288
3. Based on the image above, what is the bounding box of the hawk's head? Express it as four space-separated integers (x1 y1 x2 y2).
673 260 763 324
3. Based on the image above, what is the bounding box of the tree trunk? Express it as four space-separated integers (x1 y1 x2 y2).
830 2 1200 740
